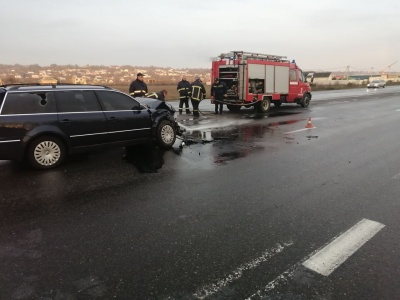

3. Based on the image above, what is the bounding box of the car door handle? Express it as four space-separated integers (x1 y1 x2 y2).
60 119 71 125
108 116 117 122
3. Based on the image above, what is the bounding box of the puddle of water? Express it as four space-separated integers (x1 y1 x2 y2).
178 116 304 167
268 111 302 117
214 151 247 164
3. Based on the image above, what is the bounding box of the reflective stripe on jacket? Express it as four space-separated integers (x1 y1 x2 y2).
145 91 165 101
129 79 148 97
211 82 227 100
177 80 191 98
190 79 206 101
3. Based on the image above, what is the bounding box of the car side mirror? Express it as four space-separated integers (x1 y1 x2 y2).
132 104 144 110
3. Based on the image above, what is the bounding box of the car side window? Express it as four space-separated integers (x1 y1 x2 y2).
96 91 140 111
1 92 56 115
56 90 101 113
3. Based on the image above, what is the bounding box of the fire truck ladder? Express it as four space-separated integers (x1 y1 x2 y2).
232 51 288 62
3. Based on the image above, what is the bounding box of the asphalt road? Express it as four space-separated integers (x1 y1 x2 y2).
1 86 400 299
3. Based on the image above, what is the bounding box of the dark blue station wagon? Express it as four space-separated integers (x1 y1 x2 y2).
0 84 180 169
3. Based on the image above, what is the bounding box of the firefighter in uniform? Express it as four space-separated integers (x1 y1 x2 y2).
211 78 227 114
190 76 206 117
176 75 191 114
145 90 167 101
129 73 148 97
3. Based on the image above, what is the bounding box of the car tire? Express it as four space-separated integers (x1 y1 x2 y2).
156 120 176 148
300 94 311 108
27 136 66 169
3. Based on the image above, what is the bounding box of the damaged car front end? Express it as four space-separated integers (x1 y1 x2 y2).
135 98 183 147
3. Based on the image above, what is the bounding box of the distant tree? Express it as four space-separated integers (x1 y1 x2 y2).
3 75 17 84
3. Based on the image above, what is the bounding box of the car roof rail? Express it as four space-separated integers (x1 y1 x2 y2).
1 83 113 91
0 83 42 88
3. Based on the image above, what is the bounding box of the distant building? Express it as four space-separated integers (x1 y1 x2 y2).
348 75 372 80
312 72 333 84
72 76 87 84
39 77 58 84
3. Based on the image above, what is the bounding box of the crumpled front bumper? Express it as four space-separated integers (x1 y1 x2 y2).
175 123 185 136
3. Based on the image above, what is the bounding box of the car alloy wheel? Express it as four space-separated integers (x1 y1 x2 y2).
34 140 61 166
28 136 66 169
157 120 176 148
161 124 174 144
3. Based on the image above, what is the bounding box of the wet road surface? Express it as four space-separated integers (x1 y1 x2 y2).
1 87 400 299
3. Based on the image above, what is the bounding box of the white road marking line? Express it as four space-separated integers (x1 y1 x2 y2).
302 218 385 276
246 218 385 299
284 127 316 134
245 266 297 300
193 241 293 300
395 109 400 112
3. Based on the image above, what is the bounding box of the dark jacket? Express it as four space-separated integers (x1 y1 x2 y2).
177 80 191 98
190 79 206 101
211 81 227 100
129 79 148 97
145 91 166 101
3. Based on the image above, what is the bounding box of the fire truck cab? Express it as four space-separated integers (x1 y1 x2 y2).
211 51 312 113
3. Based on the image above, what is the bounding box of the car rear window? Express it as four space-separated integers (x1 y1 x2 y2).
1 92 57 115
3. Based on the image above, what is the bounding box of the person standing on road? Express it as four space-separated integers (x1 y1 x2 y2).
190 76 206 117
211 78 227 114
177 75 191 114
145 90 168 101
129 73 148 97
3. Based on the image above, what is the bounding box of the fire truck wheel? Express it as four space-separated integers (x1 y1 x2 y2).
300 94 311 108
227 105 241 112
256 98 271 113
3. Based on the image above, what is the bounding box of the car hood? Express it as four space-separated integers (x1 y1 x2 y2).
135 97 176 113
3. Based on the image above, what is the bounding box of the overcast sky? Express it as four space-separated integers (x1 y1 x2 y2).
1 0 399 72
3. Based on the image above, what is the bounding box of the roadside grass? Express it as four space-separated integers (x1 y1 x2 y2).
113 84 180 100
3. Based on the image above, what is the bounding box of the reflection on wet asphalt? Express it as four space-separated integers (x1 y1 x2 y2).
0 109 305 223
178 109 303 166
124 144 165 173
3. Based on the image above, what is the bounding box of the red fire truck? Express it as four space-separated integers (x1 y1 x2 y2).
211 51 312 113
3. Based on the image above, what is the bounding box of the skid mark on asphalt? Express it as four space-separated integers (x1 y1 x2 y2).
246 218 385 299
192 241 294 299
